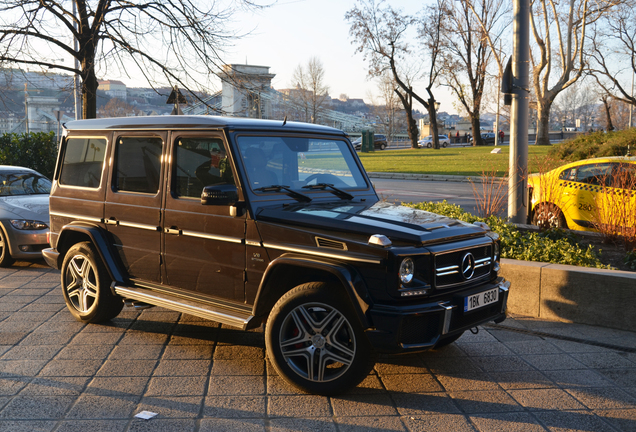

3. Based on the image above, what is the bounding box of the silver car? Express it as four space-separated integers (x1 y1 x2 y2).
0 166 51 266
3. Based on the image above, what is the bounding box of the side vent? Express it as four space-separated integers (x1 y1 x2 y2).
315 237 347 250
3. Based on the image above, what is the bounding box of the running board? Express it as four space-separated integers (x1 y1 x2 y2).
113 284 253 330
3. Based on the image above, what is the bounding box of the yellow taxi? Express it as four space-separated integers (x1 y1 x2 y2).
527 156 636 231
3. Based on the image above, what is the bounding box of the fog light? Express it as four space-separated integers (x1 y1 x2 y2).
19 245 31 252
399 257 415 284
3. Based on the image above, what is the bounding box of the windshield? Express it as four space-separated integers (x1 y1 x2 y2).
0 172 52 196
236 136 368 192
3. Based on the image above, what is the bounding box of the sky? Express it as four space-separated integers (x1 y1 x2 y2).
107 0 450 113
222 0 436 108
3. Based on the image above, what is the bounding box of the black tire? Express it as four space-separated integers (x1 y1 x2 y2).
0 226 15 267
379 143 386 150
531 203 568 229
442 142 448 148
434 331 464 349
61 242 123 323
265 282 376 395
426 143 432 148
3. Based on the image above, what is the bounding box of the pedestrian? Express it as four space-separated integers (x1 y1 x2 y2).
498 130 504 144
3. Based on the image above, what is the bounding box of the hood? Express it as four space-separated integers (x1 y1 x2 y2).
257 201 485 245
0 194 50 222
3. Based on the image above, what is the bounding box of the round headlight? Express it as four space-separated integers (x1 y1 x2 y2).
399 257 415 284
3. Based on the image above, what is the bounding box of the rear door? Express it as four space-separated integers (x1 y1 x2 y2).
162 132 246 302
104 132 165 283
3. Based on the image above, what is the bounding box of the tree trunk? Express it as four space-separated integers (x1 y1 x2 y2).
471 116 482 146
429 106 440 149
407 112 419 149
535 102 552 146
602 96 614 131
81 57 98 119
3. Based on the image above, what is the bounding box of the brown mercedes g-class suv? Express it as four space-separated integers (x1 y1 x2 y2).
44 116 509 395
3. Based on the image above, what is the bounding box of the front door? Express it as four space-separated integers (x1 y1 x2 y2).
162 133 246 303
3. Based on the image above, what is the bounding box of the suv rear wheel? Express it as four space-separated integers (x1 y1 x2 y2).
61 242 123 323
265 282 376 395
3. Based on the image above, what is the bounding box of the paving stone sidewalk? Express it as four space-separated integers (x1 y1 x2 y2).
0 262 634 431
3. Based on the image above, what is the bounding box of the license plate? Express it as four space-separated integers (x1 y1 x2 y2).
464 288 499 312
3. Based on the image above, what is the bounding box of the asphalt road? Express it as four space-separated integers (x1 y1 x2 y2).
372 177 507 216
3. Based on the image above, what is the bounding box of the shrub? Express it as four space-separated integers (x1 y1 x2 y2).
548 128 636 162
405 200 610 269
591 163 636 251
0 132 58 179
625 250 636 271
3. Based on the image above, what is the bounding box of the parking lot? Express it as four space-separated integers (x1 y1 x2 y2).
0 261 634 432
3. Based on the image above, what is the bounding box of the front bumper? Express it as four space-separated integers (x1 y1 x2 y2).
2 223 49 260
42 247 60 270
366 278 510 353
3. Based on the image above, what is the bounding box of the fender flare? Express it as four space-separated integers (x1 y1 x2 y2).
56 222 127 284
252 254 374 329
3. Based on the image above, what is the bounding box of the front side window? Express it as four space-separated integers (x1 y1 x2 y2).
173 137 235 198
59 138 107 188
115 137 163 194
575 164 612 186
236 136 367 191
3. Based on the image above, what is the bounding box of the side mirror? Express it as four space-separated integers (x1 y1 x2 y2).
201 184 238 205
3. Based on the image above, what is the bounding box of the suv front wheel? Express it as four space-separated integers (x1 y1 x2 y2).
265 282 376 395
61 242 124 323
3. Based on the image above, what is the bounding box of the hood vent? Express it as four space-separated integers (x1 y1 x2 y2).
315 237 347 250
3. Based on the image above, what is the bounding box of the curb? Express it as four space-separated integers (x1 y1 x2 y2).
367 172 507 183
500 258 636 332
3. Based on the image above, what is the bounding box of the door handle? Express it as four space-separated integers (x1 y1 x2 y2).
165 227 182 235
104 218 118 225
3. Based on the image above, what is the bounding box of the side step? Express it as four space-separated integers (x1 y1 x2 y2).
113 284 253 330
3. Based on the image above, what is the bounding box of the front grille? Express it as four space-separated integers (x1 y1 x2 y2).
434 244 492 288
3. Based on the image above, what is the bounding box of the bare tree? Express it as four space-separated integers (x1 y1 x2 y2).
0 0 262 119
588 3 636 119
370 70 403 141
529 0 620 145
439 0 507 146
600 94 615 131
462 0 511 145
100 97 135 118
346 0 444 149
291 57 330 124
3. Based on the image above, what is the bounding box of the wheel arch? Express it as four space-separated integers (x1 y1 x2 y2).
252 255 373 330
56 223 127 284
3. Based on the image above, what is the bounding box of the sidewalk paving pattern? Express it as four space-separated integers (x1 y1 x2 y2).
0 262 634 431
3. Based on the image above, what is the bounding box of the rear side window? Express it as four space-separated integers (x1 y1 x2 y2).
115 137 163 194
59 138 107 188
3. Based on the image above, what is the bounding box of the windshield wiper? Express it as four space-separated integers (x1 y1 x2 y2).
302 183 354 200
255 185 312 202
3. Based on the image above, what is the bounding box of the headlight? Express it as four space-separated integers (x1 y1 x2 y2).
494 241 500 260
10 220 48 230
399 257 415 284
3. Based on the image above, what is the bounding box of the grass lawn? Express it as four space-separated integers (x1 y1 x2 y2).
357 145 554 177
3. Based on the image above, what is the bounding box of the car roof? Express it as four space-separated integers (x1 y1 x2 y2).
563 156 636 166
0 165 37 173
63 115 346 135
547 156 636 174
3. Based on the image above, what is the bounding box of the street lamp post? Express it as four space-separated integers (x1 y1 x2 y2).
508 0 530 224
